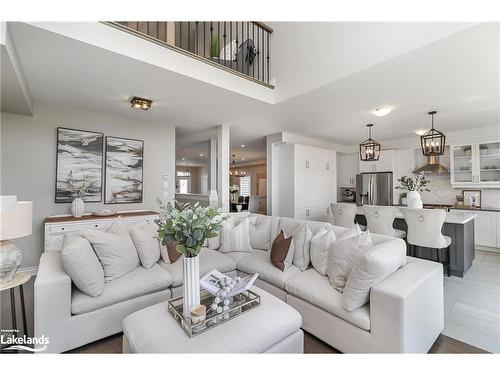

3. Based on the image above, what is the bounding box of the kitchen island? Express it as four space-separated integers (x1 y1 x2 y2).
354 206 476 277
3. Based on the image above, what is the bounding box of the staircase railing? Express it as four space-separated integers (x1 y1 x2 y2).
106 21 273 87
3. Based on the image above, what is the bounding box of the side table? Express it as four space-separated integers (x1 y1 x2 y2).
0 272 31 341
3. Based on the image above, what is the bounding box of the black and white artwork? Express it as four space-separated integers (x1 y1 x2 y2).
55 127 103 203
105 136 144 204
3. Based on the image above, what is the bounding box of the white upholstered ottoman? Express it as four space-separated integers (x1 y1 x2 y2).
122 287 303 353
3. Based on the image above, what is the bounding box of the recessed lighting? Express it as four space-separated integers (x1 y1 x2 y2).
199 153 204 157
241 144 246 148
242 158 246 161
371 106 393 117
414 129 429 136
181 158 185 161
130 96 152 110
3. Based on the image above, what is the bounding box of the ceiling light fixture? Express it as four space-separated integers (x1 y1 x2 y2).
229 154 246 177
241 144 246 148
414 129 428 136
371 106 393 117
199 153 204 157
359 124 381 162
130 96 152 110
420 111 445 156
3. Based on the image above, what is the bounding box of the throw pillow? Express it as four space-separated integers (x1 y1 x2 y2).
309 227 336 275
82 229 140 281
286 224 313 271
160 240 182 264
248 214 273 250
270 230 295 271
61 235 105 297
342 240 407 311
220 218 252 253
130 222 161 269
326 230 374 291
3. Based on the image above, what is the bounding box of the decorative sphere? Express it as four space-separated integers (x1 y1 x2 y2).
216 306 223 313
220 279 226 286
223 299 230 306
210 303 218 311
220 290 227 298
223 286 230 292
223 305 229 311
214 297 221 304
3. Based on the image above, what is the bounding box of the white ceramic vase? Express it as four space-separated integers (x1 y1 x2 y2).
71 197 85 218
183 255 200 318
407 191 423 209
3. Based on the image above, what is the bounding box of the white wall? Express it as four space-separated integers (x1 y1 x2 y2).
0 102 176 268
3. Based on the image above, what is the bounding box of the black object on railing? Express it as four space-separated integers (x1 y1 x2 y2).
114 21 273 86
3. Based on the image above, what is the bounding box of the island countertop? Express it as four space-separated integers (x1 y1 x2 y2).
352 205 477 224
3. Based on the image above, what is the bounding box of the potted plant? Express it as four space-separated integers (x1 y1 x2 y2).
395 172 431 209
155 199 225 317
66 171 92 218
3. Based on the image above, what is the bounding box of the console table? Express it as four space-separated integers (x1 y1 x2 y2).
43 210 159 252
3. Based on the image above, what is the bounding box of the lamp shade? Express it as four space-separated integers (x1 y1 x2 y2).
0 196 33 240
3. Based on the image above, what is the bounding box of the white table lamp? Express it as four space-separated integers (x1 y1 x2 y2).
0 196 33 283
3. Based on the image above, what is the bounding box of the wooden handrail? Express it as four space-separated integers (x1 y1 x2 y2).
252 22 273 33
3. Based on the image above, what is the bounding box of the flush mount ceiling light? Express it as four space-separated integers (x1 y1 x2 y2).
199 153 204 157
420 111 446 156
371 106 393 117
241 144 246 148
130 96 152 110
359 124 381 162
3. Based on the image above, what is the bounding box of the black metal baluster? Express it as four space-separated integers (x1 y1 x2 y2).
223 22 227 67
257 26 260 81
252 23 255 78
203 22 206 58
246 22 249 75
180 22 183 49
230 22 232 66
210 22 213 59
241 22 244 74
262 27 264 82
217 22 220 62
188 22 191 52
235 22 239 73
267 31 270 84
195 21 199 55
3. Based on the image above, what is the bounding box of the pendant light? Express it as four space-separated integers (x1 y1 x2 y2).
420 111 445 156
359 124 381 161
229 155 246 177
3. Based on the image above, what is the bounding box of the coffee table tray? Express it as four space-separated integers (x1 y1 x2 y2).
167 289 261 337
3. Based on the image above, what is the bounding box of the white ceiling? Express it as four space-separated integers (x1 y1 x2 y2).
4 22 499 163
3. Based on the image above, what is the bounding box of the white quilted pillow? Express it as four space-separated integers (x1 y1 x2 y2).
343 240 407 311
220 218 252 253
326 229 373 291
310 227 336 275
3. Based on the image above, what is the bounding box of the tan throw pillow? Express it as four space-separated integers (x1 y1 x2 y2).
160 241 182 264
270 230 295 271
130 222 161 269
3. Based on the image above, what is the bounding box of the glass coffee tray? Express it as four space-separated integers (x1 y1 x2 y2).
167 289 261 337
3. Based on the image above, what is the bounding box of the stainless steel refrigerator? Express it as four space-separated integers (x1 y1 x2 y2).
356 172 393 206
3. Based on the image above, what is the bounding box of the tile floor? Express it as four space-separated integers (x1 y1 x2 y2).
443 250 500 353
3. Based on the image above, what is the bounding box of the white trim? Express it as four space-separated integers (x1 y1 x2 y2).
476 245 500 254
19 266 38 276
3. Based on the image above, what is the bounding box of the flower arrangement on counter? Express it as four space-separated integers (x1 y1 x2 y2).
395 172 431 192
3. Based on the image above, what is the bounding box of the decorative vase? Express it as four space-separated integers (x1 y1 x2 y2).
71 197 84 218
407 191 423 209
0 241 22 283
183 255 200 318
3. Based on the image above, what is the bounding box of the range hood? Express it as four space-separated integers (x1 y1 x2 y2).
413 155 449 174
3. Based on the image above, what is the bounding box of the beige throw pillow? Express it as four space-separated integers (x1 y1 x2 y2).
130 222 161 269
309 227 336 276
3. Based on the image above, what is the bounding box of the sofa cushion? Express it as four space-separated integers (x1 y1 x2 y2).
82 229 140 281
270 230 296 271
160 240 182 264
207 212 251 250
309 227 336 276
158 248 236 287
284 269 370 331
220 218 252 253
343 239 407 311
130 222 161 269
224 249 266 262
237 250 301 289
71 264 173 315
62 235 105 297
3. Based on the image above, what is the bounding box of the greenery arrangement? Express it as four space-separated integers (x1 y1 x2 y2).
209 36 220 58
395 172 431 192
155 199 225 258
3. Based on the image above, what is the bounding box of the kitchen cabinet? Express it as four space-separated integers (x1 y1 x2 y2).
273 142 336 221
451 209 499 249
338 152 358 187
451 140 500 187
359 150 397 173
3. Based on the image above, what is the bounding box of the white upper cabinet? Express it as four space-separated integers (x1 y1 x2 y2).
338 152 358 187
359 150 397 173
451 140 500 187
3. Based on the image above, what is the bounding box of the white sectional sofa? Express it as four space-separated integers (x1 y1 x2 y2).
35 213 444 353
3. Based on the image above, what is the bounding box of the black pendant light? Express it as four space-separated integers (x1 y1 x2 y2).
420 111 445 156
359 124 381 161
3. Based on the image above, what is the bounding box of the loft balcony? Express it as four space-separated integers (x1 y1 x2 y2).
106 21 273 88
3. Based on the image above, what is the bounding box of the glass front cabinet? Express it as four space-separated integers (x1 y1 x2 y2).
451 140 500 187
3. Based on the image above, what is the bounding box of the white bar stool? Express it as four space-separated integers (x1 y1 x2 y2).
362 205 406 238
331 203 365 230
403 208 451 276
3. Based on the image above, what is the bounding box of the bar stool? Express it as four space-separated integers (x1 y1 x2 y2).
362 205 406 238
403 208 451 276
331 203 365 229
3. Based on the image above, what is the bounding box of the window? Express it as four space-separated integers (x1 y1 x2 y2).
239 176 251 197
179 179 188 194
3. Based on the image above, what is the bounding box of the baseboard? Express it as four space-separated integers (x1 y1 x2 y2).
19 266 38 276
476 246 500 254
